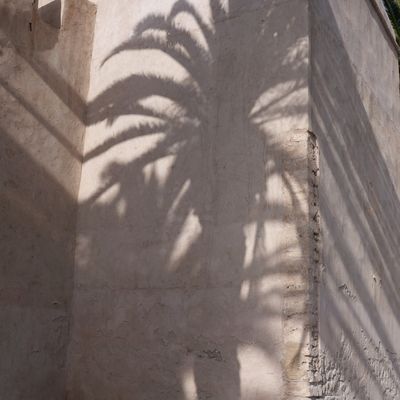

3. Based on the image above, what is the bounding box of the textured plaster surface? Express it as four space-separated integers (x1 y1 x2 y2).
0 0 95 398
67 0 312 399
2 0 400 399
310 0 400 399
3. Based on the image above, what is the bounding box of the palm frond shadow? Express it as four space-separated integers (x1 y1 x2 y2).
74 0 311 398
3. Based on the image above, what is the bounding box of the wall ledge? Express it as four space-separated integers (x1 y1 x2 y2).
368 0 400 55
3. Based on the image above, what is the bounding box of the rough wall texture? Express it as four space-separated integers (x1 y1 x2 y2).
0 0 95 398
2 1 400 399
310 0 400 399
67 0 313 399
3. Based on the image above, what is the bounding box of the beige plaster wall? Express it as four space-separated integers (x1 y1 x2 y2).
68 0 312 399
3 1 400 399
310 0 400 398
0 1 95 398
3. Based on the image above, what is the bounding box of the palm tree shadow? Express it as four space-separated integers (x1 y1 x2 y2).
70 1 311 399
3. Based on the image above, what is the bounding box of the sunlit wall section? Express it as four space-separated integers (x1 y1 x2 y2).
69 1 312 399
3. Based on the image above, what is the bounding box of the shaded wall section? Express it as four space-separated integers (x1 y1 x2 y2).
0 0 95 399
310 0 400 399
68 0 315 399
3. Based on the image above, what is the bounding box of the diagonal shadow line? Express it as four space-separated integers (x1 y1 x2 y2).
0 78 82 161
311 1 400 395
13 46 88 124
315 77 400 324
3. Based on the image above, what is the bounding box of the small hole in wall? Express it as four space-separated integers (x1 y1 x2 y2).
37 0 62 29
